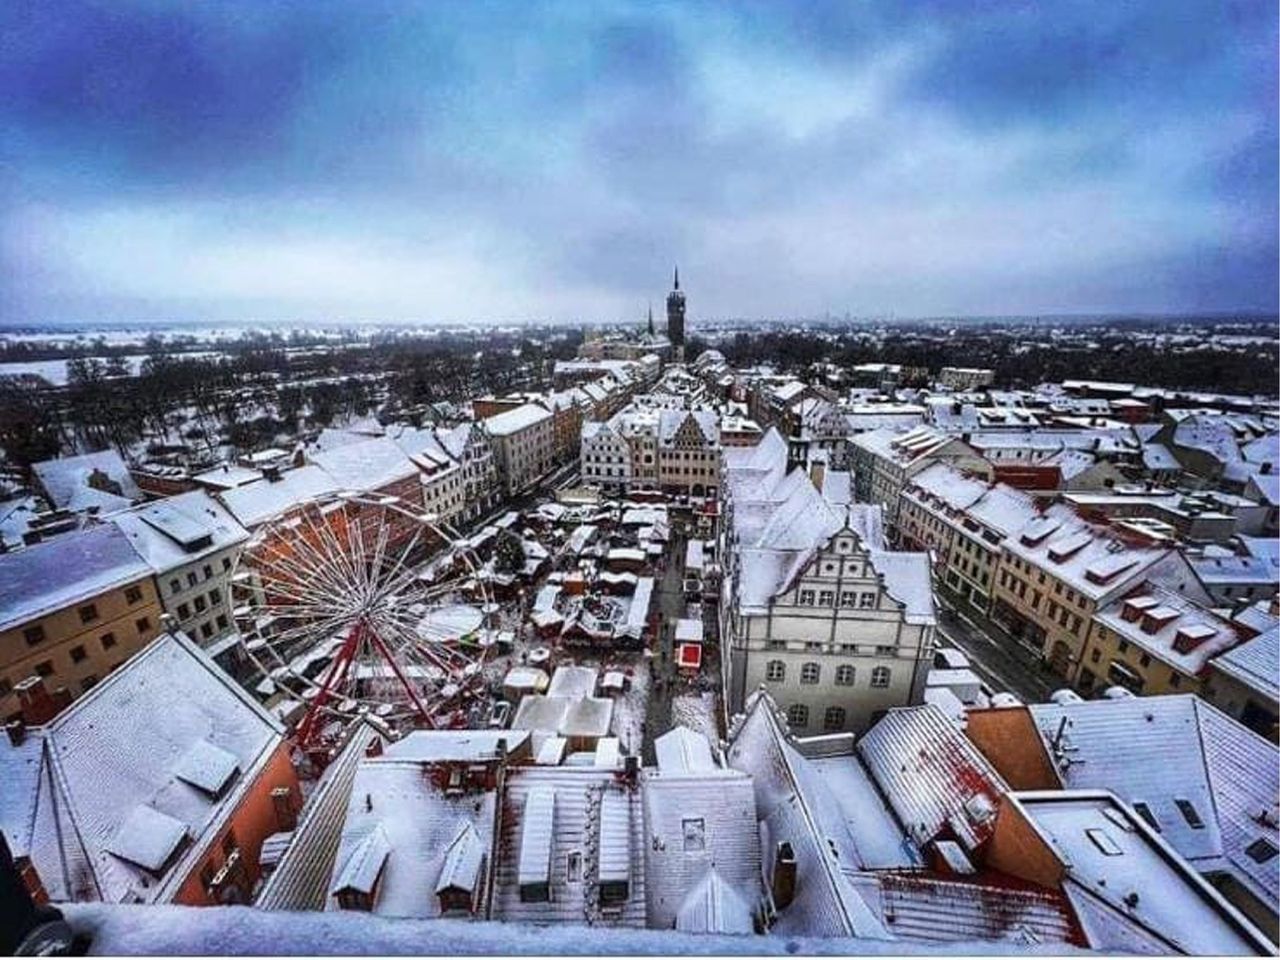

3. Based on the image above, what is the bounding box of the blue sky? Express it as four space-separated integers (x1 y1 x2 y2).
1 0 1275 324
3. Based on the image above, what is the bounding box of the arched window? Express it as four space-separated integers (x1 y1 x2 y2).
786 704 809 728
766 660 785 683
871 666 892 688
835 665 855 686
800 662 821 685
824 706 847 731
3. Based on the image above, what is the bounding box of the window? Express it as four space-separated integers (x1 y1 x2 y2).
818 590 834 606
823 706 847 731
1138 653 1150 668
566 851 582 882
800 662 820 685
178 603 191 620
194 596 207 613
875 645 895 656
786 704 809 728
70 645 87 664
35 661 53 678
1085 828 1123 856
767 639 786 650
1118 640 1129 654
188 572 199 588
0 678 11 697
170 579 181 595
682 818 706 852
1175 799 1204 829
1131 801 1160 832
804 641 823 652
135 617 151 633
222 557 232 572
203 564 214 580
1169 673 1182 688
840 591 857 607
101 632 117 650
216 614 228 630
858 593 875 608
870 666 891 688
201 622 214 639
835 665 855 686
78 603 99 624
1246 838 1278 864
209 588 222 605
1090 648 1101 664
125 585 143 604
798 589 816 605
766 661 785 682
23 625 45 646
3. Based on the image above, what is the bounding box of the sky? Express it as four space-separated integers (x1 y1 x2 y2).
1 0 1276 326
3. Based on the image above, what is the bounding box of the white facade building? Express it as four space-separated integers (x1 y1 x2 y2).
484 404 555 497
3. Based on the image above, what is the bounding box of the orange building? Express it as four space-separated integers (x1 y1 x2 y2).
0 632 298 906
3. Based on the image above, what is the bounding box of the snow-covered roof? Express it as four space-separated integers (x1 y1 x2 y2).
725 691 888 938
1027 694 1279 910
641 768 761 931
856 704 1008 852
218 465 340 528
0 523 152 632
877 874 1075 946
674 868 755 935
192 463 264 490
257 719 387 912
327 757 496 916
0 632 283 903
109 489 248 573
1014 791 1271 956
496 768 646 926
1003 503 1167 601
1189 552 1280 585
383 729 530 764
33 449 140 514
1093 585 1244 676
309 436 417 492
1210 625 1279 703
483 403 552 437
653 726 717 774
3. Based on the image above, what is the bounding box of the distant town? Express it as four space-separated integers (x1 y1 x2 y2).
1 273 1277 955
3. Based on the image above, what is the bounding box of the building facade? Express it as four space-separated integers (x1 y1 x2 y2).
1 524 164 721
484 404 555 496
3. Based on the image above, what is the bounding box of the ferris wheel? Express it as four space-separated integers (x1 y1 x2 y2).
230 493 495 748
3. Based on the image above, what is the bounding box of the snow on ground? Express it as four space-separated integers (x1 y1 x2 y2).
672 690 720 742
61 904 1079 956
608 663 649 755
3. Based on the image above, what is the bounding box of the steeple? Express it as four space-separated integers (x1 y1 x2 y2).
673 265 680 291
647 302 654 336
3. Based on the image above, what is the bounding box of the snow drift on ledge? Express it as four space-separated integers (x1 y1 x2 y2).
63 904 1087 956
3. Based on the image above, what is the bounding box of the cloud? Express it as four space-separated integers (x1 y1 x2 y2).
0 0 1275 324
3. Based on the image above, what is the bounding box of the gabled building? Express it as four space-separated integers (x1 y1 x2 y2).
966 695 1279 941
990 503 1211 676
580 420 632 493
849 425 990 534
0 523 164 720
108 490 249 656
32 449 142 516
657 410 721 497
0 632 299 907
722 434 936 733
1205 625 1279 739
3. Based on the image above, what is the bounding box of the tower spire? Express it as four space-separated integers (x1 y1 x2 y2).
673 265 680 291
647 301 654 336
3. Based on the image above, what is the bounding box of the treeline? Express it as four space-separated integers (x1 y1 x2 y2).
0 327 584 469
713 329 1279 395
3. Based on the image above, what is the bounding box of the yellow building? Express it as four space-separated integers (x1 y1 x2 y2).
989 503 1208 678
1 524 163 721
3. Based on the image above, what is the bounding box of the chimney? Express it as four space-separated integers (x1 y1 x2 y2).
271 786 298 832
365 738 383 759
15 677 56 726
5 720 25 748
772 841 797 909
262 465 282 483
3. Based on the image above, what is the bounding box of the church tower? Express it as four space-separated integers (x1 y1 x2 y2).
666 266 686 360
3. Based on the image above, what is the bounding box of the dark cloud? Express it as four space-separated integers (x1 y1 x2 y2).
0 0 1275 322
